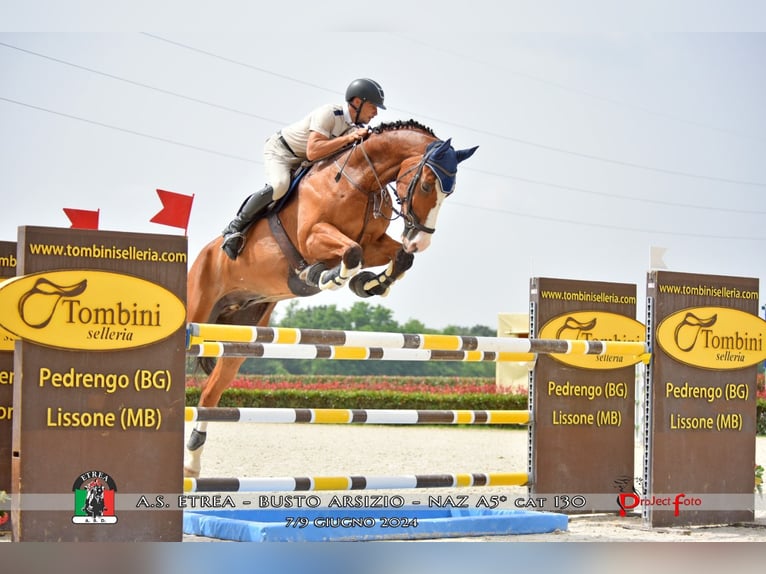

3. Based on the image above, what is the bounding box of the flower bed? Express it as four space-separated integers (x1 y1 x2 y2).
186 374 525 395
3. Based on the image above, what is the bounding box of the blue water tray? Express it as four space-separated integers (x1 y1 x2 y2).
183 506 568 542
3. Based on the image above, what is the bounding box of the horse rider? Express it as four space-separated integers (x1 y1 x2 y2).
220 78 386 260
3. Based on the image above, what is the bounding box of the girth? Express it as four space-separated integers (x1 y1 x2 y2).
267 212 308 272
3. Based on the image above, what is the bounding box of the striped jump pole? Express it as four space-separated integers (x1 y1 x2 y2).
187 341 536 363
187 322 649 357
184 472 530 493
185 407 531 425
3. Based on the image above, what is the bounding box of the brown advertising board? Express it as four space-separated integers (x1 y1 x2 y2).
8 227 187 541
529 277 641 513
644 270 758 527
0 240 17 533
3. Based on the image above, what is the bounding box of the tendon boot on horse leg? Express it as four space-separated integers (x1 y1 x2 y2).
184 355 248 478
221 184 275 260
318 245 363 290
300 245 364 291
350 249 414 297
184 423 208 478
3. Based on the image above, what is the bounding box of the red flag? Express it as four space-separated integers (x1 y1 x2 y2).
150 189 194 233
63 208 100 230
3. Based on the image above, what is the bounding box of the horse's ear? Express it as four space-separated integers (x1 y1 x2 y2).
431 139 452 158
456 146 479 163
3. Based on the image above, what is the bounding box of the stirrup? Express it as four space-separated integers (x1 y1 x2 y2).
222 232 246 260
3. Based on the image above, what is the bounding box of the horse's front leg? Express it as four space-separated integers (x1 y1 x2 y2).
184 356 247 478
349 236 414 298
301 223 363 291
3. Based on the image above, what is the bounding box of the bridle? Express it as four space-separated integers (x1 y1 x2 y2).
395 140 458 235
335 139 454 236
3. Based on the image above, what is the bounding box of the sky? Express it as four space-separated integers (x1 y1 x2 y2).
2 3 766 331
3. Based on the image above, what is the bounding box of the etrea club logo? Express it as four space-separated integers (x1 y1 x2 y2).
72 470 118 524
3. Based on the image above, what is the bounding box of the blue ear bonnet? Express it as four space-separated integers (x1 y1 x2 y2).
424 140 458 194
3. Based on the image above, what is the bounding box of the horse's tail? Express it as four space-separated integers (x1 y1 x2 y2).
197 357 216 375
195 295 276 377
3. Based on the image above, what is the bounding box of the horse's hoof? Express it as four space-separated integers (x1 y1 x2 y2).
366 283 390 297
349 272 376 298
342 245 363 270
349 272 392 297
299 262 327 287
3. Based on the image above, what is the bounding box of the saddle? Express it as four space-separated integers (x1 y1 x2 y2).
269 163 313 215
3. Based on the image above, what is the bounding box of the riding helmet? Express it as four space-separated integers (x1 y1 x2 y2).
345 78 386 109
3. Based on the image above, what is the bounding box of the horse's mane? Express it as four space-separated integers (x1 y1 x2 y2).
310 119 437 170
371 120 436 138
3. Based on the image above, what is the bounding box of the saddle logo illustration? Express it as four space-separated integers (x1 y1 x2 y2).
0 324 13 352
0 270 185 350
656 306 765 370
0 274 16 352
538 311 645 370
72 470 118 524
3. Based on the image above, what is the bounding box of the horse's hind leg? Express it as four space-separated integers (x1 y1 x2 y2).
184 301 277 478
184 356 247 478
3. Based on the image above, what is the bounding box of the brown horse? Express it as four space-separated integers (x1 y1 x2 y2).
184 120 478 477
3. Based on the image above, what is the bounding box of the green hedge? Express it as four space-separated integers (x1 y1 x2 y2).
186 389 766 435
185 387 527 410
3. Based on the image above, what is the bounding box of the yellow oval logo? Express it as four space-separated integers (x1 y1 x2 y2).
656 306 765 370
539 311 645 370
0 270 185 351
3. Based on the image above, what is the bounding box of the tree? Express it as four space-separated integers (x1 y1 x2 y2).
236 302 496 377
346 302 399 331
401 318 429 334
443 324 495 337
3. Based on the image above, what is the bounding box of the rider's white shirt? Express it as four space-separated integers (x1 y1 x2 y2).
279 104 355 158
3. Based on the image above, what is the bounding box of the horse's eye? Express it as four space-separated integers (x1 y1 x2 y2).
421 181 433 193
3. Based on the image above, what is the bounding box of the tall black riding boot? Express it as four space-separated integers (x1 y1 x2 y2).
221 185 274 260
